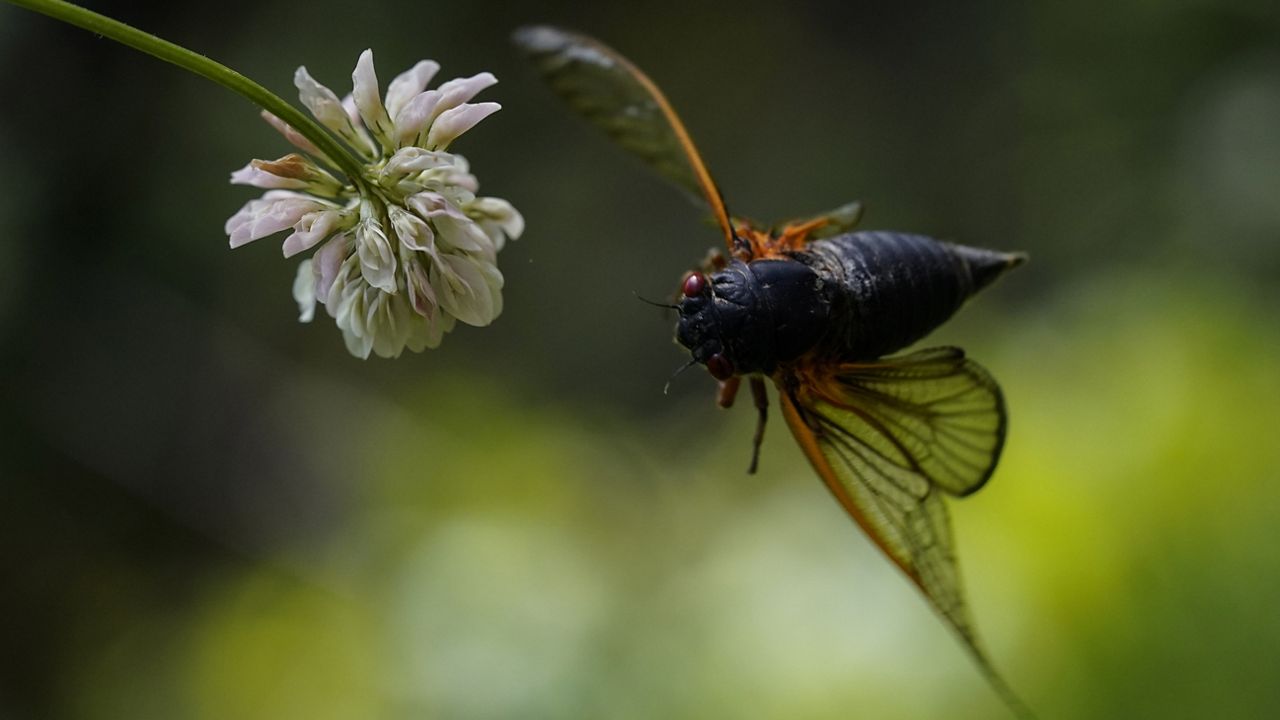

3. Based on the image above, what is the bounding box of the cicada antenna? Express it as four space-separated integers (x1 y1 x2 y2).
633 291 679 310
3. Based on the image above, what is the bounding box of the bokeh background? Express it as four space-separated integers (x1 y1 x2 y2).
3 1 1279 718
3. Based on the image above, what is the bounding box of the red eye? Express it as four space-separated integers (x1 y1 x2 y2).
706 353 734 380
682 272 708 298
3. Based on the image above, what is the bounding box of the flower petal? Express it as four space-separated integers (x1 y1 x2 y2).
283 209 348 258
386 60 441 119
379 148 478 196
393 73 496 148
225 192 327 248
293 259 317 322
341 94 377 151
368 292 416 359
335 281 373 358
432 254 499 327
352 49 395 151
466 196 524 250
403 252 437 316
295 66 376 157
388 204 436 252
314 233 352 306
231 154 344 197
435 73 498 112
356 217 398 293
230 161 308 190
477 258 505 320
259 110 325 158
426 102 501 150
383 147 455 175
408 192 492 254
393 90 442 147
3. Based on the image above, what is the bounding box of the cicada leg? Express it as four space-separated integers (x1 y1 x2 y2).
748 377 768 474
716 376 741 408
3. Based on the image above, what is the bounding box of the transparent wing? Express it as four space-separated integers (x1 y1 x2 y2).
824 346 1008 497
514 25 735 249
777 346 1008 657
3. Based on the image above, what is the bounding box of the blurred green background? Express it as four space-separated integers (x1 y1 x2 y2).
3 1 1279 718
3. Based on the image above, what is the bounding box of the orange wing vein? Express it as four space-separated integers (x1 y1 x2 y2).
514 25 736 250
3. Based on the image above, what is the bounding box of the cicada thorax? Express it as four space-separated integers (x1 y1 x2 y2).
675 231 1023 378
675 258 829 376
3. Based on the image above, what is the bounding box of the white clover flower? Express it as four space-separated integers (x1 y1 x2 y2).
225 50 523 358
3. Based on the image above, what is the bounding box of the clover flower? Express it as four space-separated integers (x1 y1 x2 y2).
225 50 523 358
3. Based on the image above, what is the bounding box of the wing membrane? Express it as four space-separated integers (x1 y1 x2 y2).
514 25 735 248
828 346 1007 497
778 346 1008 653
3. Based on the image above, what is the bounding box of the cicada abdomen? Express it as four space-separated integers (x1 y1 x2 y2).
797 231 1026 363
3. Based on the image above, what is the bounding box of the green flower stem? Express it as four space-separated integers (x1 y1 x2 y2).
5 0 369 188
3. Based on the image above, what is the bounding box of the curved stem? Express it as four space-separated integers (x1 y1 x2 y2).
5 0 369 187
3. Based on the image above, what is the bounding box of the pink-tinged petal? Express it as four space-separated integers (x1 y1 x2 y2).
244 154 345 196
282 209 346 258
402 254 437 317
230 161 308 190
466 197 524 251
407 191 464 228
436 213 491 254
469 197 525 240
435 73 498 112
414 302 447 349
228 155 346 198
426 102 501 150
294 66 350 131
340 95 377 152
259 111 324 158
382 147 454 177
314 233 351 306
393 74 497 148
388 205 436 252
225 193 326 248
477 260 505 319
404 191 443 218
386 151 478 194
431 254 496 327
293 259 317 322
432 166 479 193
335 284 374 359
405 192 491 254
356 218 398 293
352 50 391 139
343 330 373 359
369 295 409 359
386 60 440 118
295 66 375 157
393 90 442 146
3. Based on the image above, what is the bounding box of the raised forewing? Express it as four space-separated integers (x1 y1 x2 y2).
514 25 735 248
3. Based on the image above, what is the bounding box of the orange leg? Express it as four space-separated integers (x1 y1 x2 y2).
716 376 741 408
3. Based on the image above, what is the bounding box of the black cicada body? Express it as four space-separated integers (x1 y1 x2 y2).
517 25 1033 718
678 232 1024 377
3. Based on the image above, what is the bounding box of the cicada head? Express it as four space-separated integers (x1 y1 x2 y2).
675 259 827 379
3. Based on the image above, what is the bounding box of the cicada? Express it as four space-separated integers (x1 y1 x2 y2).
516 25 1031 715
